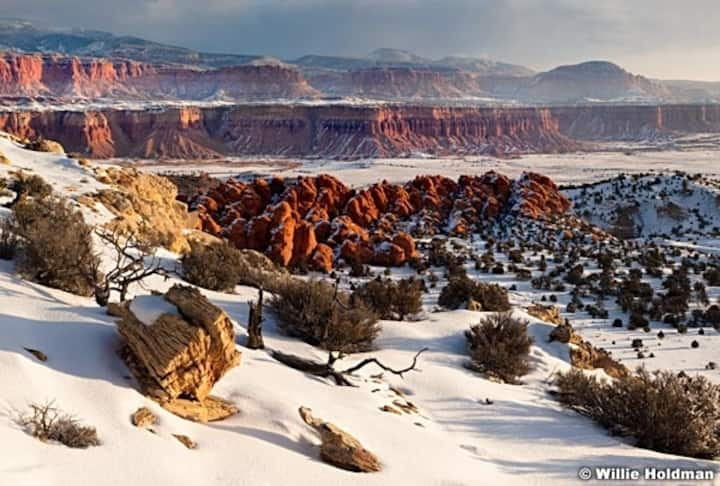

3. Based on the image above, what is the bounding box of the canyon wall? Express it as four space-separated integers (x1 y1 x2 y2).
0 104 576 159
1 103 719 159
550 104 720 140
0 52 317 99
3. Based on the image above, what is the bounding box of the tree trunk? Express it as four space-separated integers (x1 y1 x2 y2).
247 288 265 349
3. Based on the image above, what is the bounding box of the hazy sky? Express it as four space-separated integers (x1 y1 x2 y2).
2 0 720 80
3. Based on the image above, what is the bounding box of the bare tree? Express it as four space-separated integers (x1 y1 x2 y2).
94 228 173 306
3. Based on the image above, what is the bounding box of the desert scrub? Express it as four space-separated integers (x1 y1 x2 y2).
182 240 286 292
439 274 510 311
465 312 533 383
21 402 100 449
269 279 380 353
555 368 720 459
9 195 99 296
182 240 245 292
354 277 423 321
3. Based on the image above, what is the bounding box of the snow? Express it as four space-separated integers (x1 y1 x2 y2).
129 295 180 326
1 136 719 485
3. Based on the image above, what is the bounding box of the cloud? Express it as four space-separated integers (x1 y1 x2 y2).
1 0 718 80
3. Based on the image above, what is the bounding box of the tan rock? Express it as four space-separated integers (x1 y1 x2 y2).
527 303 563 325
131 407 157 428
173 434 197 450
116 285 241 416
93 168 192 253
299 407 381 473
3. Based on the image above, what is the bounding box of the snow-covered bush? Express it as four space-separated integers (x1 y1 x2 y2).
270 279 379 353
354 277 423 321
10 196 98 296
465 312 533 383
556 368 720 459
438 275 510 311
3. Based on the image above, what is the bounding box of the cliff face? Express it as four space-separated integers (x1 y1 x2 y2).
2 103 718 159
304 67 486 99
551 104 720 139
0 105 576 159
0 52 316 99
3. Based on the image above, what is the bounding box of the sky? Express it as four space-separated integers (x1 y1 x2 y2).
1 0 719 80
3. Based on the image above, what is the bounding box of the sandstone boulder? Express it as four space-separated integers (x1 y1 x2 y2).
527 304 563 325
299 407 381 473
116 285 241 421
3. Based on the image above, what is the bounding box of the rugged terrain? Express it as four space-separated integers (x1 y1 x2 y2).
1 134 719 486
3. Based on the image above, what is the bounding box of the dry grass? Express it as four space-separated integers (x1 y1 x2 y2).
21 402 100 449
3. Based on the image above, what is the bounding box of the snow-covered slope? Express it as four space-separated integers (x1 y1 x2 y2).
1 139 719 485
566 172 720 243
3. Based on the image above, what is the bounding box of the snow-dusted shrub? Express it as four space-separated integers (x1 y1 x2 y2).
0 222 18 260
438 275 510 311
703 267 720 286
465 312 533 384
10 196 98 296
354 277 423 321
21 402 100 449
182 240 244 292
556 368 720 459
270 279 379 353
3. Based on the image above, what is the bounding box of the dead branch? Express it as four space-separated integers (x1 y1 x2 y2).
270 347 428 386
340 348 429 377
94 227 175 305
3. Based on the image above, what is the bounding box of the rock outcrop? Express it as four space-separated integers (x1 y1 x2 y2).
549 322 627 379
191 172 570 271
299 407 381 473
0 104 578 159
115 285 241 422
90 167 195 253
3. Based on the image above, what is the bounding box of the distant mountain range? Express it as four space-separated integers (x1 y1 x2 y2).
0 18 717 104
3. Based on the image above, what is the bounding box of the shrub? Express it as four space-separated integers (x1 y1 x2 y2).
354 277 423 321
10 196 98 296
438 274 510 311
0 221 19 260
182 241 286 293
21 402 100 449
555 368 720 459
269 279 380 353
464 312 533 383
182 240 244 292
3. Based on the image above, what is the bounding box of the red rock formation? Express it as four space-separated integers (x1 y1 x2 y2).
191 172 570 271
0 52 316 100
0 104 580 159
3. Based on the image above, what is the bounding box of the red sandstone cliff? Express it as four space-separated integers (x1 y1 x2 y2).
0 52 317 100
550 104 720 140
0 104 577 159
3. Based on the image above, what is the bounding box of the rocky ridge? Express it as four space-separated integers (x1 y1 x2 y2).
188 172 571 271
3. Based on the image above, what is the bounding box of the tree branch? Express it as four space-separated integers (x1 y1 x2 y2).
340 347 429 378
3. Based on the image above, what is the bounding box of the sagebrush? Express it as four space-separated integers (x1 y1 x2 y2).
465 312 533 383
269 279 380 353
439 274 510 311
10 196 98 296
354 277 423 321
556 368 720 459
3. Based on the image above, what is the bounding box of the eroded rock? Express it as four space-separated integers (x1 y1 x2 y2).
299 407 381 473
